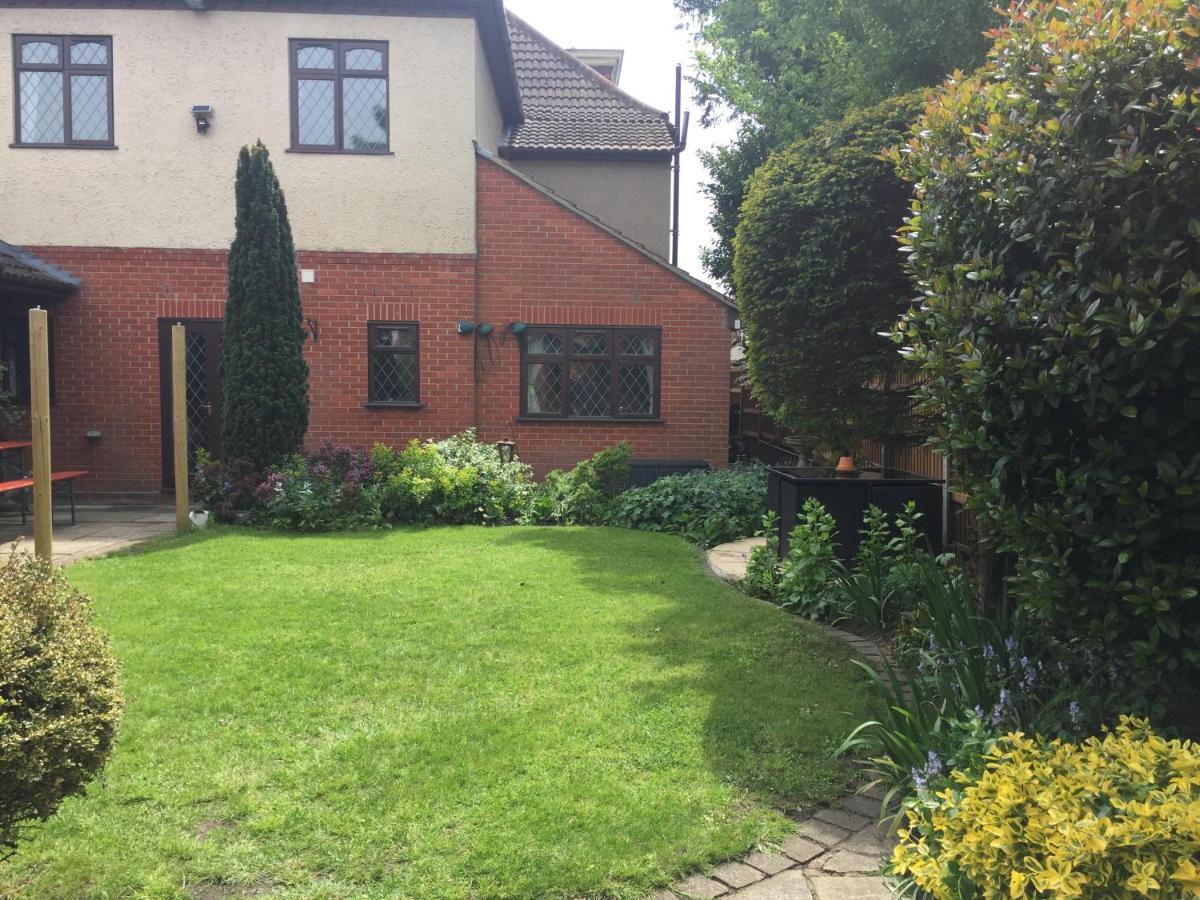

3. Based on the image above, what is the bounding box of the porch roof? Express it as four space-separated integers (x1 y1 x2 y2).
0 241 80 299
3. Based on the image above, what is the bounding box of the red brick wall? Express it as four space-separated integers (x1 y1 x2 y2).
473 157 732 475
19 156 730 494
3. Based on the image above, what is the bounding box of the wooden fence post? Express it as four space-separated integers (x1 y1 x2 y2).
172 324 190 534
29 308 52 560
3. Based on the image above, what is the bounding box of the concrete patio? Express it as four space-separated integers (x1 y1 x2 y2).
0 500 177 565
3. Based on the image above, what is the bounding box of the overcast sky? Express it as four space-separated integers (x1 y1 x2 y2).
503 0 737 289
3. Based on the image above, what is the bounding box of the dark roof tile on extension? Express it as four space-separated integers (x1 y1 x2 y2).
0 240 80 295
502 12 677 159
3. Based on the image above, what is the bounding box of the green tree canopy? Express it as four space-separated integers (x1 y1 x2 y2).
734 92 925 456
895 0 1200 669
677 0 997 289
220 141 309 469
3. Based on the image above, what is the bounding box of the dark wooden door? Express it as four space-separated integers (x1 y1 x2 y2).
159 319 222 491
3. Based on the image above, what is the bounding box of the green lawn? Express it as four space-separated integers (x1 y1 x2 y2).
2 526 871 899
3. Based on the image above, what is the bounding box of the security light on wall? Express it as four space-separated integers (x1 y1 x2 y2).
191 105 214 134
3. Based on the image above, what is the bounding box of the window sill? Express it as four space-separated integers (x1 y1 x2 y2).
364 401 423 410
287 147 394 156
516 416 664 425
10 143 117 150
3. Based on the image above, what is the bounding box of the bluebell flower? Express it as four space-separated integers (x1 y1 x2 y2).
1069 700 1083 728
982 644 996 661
974 705 985 719
925 750 943 777
1005 636 1018 652
911 767 926 790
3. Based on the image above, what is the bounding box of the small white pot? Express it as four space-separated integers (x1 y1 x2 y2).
189 510 211 530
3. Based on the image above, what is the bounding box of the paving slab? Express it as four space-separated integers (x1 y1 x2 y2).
734 870 812 900
793 819 851 848
711 862 763 889
807 875 892 900
743 852 795 876
1 502 176 566
705 537 765 582
672 875 728 898
812 808 872 832
817 850 881 874
837 794 883 820
779 836 826 864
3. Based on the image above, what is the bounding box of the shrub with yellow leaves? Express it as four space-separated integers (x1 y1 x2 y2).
891 717 1200 899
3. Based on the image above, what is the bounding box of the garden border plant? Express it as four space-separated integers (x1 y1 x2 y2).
893 0 1200 672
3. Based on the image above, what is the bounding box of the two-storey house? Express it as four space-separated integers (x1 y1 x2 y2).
0 0 733 494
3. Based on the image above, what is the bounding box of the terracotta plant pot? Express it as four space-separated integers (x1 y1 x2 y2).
835 455 857 475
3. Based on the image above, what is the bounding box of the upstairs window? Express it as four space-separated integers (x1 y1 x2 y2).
13 35 114 148
521 326 661 420
290 39 389 153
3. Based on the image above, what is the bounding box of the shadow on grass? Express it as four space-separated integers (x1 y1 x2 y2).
491 526 869 809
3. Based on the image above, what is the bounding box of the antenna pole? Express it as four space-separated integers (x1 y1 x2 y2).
671 63 683 267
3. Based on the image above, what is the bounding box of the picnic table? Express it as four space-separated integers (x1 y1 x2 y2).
0 441 86 525
0 440 31 479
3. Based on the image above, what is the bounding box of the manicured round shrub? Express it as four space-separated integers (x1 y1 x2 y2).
0 551 122 850
733 91 926 456
894 0 1200 668
891 717 1200 898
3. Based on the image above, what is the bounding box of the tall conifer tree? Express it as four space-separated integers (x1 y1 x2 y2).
220 141 309 468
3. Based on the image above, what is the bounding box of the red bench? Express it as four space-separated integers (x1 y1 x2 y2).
0 470 88 526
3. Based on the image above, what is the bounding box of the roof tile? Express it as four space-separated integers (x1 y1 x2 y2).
504 13 677 155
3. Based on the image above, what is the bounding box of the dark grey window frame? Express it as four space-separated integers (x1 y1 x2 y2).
11 34 115 149
289 38 390 155
520 325 662 422
366 321 420 407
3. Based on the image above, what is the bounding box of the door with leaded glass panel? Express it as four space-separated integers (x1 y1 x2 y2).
158 320 222 491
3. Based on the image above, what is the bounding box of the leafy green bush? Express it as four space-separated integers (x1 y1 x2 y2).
893 0 1200 669
0 551 123 851
734 92 927 455
256 441 380 531
430 430 535 524
742 512 781 599
777 498 843 618
527 442 633 526
193 449 261 524
608 464 766 546
372 430 535 525
891 717 1200 898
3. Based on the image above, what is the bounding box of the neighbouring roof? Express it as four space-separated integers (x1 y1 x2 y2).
0 240 80 295
476 145 735 314
502 13 677 159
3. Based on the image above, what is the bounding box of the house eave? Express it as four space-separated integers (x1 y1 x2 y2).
497 145 674 163
0 0 525 126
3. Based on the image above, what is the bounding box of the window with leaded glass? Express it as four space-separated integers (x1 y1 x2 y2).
368 322 419 405
13 35 113 148
290 39 389 153
521 326 660 420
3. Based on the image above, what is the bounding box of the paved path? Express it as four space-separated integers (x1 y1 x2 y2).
643 539 895 900
1 502 176 565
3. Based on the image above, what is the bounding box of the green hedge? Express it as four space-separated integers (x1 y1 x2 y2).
894 0 1200 669
734 92 926 455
